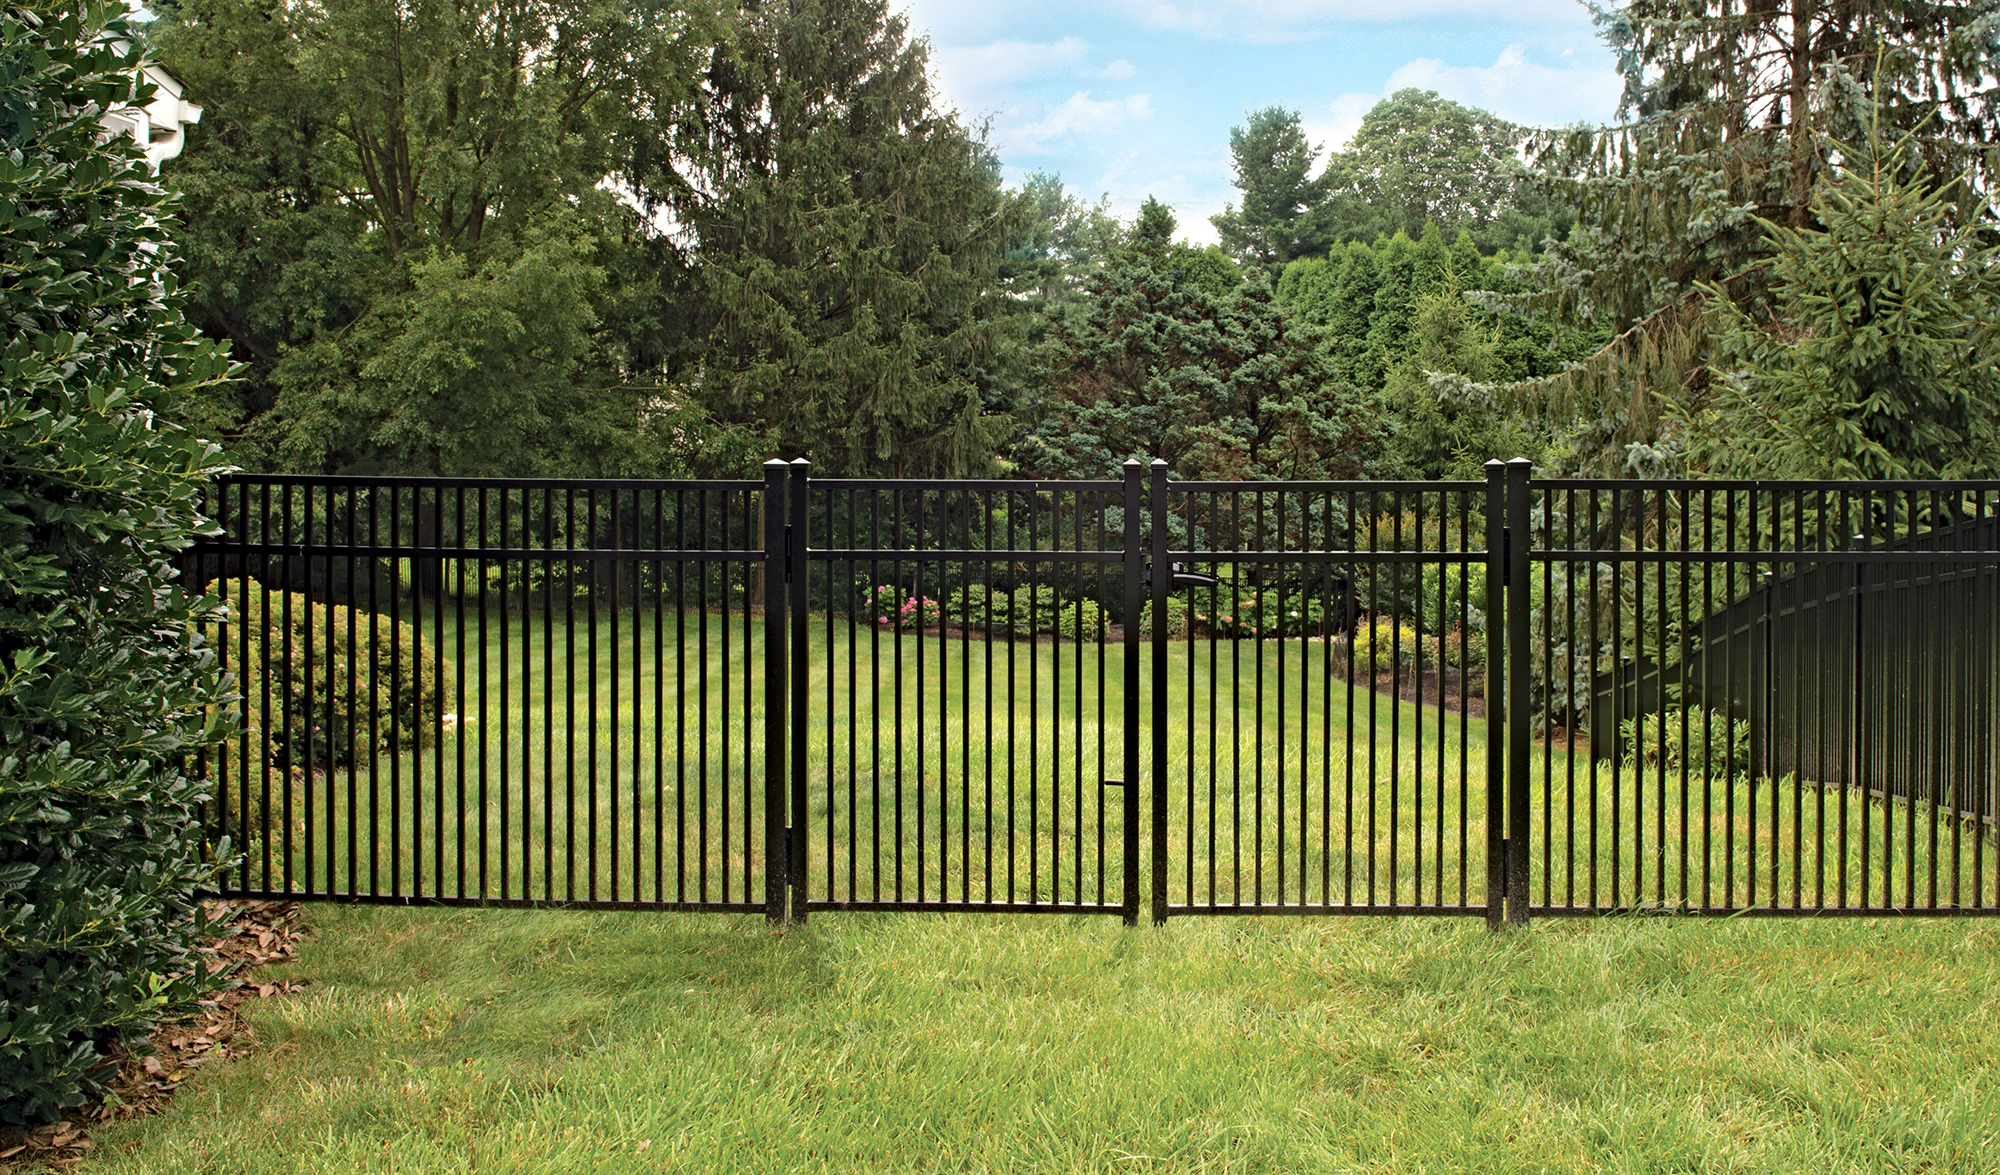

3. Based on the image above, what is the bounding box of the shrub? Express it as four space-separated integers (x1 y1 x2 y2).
0 6 238 1123
865 584 941 631
1186 588 1335 639
203 585 452 854
942 583 1102 640
211 584 455 769
1620 707 1752 779
1137 597 1191 639
1342 615 1484 674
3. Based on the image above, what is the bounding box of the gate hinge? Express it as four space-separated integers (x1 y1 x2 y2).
783 525 794 582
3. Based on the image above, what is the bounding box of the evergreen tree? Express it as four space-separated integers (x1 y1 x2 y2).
1510 0 2000 473
1002 172 1119 307
1327 242 1383 389
1210 106 1333 273
1691 126 2000 479
658 0 1025 476
1384 288 1540 478
1022 218 1384 480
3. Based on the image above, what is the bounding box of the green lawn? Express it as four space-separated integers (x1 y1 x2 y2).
121 604 2000 1172
223 605 1991 916
89 908 2000 1173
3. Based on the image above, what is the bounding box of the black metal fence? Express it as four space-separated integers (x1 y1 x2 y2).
191 462 2000 924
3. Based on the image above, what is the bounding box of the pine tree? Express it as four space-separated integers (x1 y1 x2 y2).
1691 125 2000 479
1210 107 1333 273
1510 0 2000 473
661 0 1025 476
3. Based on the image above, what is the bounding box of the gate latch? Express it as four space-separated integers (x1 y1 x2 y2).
1143 562 1220 591
1101 778 1126 788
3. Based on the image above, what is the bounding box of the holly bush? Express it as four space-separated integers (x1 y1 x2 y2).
0 3 237 1122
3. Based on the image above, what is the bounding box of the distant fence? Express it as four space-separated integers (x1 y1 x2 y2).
189 465 2000 924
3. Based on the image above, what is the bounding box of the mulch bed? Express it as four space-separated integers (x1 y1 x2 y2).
0 901 308 1172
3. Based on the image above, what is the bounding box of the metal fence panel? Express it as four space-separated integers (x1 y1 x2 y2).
190 470 2000 924
794 471 1139 919
195 475 772 912
1151 474 1498 918
1527 479 2000 916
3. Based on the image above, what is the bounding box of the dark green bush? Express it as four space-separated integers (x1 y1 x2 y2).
944 583 1105 640
213 584 455 770
0 3 236 1123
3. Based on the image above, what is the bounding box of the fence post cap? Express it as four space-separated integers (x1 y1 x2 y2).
1122 458 1143 469
1149 457 1168 468
1505 456 1533 470
790 457 811 468
762 458 789 470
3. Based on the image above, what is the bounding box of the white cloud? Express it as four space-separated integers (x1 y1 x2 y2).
1084 147 1234 244
1094 59 1138 80
1107 0 1588 43
1312 44 1622 147
1001 91 1157 155
930 37 1091 112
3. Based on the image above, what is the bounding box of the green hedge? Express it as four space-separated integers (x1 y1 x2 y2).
214 585 455 769
204 586 453 854
0 4 237 1123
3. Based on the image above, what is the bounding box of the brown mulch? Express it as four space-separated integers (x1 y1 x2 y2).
0 901 308 1173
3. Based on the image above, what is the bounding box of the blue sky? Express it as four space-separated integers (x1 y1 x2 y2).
900 0 1626 244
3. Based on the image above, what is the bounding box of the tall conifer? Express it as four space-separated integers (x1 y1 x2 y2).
1513 0 2000 472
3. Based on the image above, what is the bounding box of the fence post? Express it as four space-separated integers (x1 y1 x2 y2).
789 460 812 923
1147 459 1171 926
1506 458 1534 926
762 459 789 926
1850 533 1868 910
1115 460 1144 927
1483 460 1507 929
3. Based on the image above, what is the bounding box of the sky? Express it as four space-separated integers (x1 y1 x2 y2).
900 0 1626 245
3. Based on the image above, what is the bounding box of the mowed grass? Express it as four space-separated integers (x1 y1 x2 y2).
89 908 2000 1174
234 604 1989 916
130 603 2000 1172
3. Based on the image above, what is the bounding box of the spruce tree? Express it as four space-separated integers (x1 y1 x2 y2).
1691 125 2000 479
660 0 1024 476
1511 0 2000 473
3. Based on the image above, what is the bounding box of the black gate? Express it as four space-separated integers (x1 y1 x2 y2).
1146 466 1501 922
192 463 2000 924
784 466 1140 920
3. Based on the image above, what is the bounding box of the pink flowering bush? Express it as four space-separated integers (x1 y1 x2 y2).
867 585 941 631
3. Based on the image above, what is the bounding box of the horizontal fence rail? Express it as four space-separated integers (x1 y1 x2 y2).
189 464 2000 924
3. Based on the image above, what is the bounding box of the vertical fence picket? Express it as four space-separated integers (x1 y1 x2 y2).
184 470 2000 924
